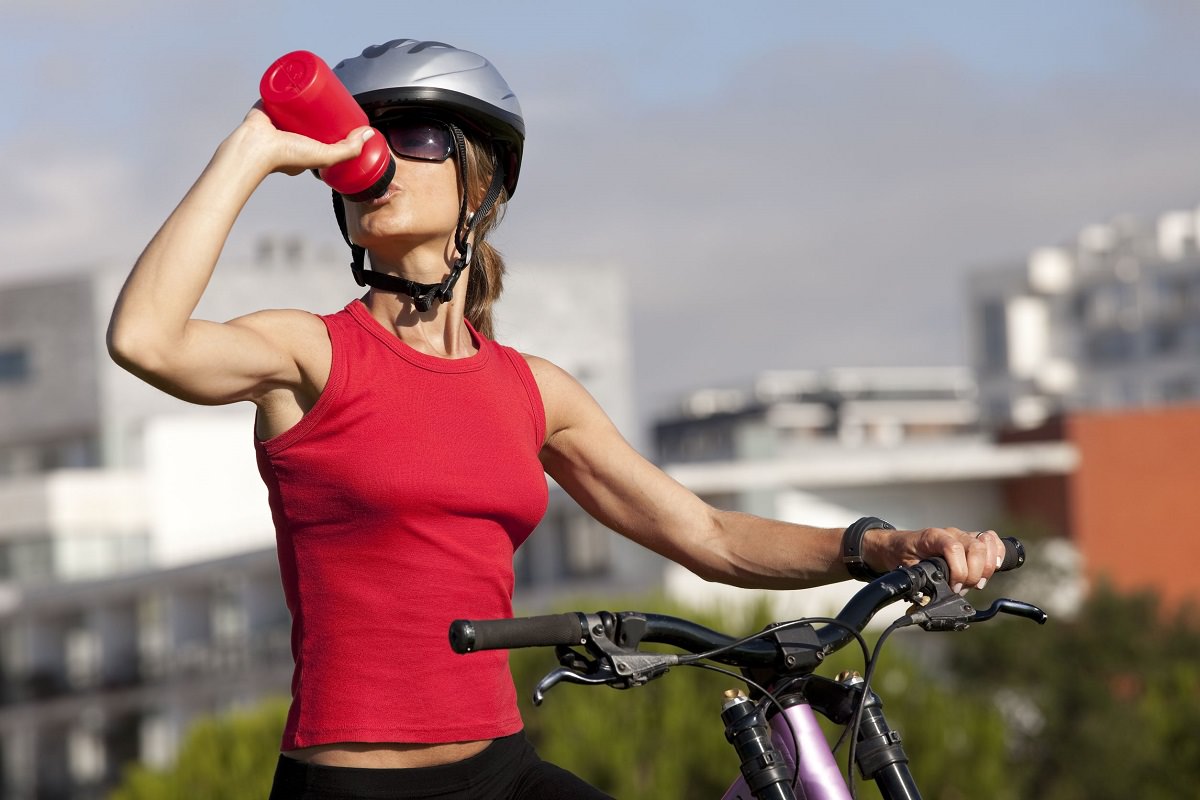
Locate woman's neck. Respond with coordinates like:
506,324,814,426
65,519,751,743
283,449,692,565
361,286,476,359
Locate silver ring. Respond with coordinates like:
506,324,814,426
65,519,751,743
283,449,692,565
975,531,987,539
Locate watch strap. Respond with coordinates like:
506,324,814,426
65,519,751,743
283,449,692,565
841,516,896,581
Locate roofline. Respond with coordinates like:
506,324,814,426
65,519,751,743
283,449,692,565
664,441,1078,493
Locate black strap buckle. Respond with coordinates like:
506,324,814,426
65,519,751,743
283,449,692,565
841,516,896,582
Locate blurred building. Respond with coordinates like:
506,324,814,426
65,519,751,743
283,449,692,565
652,372,1200,623
0,238,360,580
0,248,649,799
651,367,1082,619
969,208,1200,429
656,366,981,462
0,550,290,799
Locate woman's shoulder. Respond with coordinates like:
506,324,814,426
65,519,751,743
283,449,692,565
230,308,336,383
234,309,338,430
513,352,562,385
514,353,609,435
229,307,332,345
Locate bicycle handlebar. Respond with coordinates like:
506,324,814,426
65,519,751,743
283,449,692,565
450,537,1029,659
996,535,1026,571
451,612,588,653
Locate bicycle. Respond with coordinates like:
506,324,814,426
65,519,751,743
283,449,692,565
449,538,1047,800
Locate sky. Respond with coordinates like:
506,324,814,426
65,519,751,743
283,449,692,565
3,1,1200,425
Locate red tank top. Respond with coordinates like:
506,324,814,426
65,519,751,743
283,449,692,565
254,300,548,749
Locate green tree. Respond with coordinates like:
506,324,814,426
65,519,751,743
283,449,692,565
108,697,288,800
950,578,1200,800
819,641,1018,800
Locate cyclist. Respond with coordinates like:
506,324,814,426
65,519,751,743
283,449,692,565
107,38,1005,800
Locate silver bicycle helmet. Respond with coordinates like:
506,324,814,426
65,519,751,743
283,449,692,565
330,39,526,310
333,39,524,195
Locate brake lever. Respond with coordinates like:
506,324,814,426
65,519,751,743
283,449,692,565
530,618,680,705
970,598,1048,625
533,656,679,705
533,665,618,705
901,559,1050,631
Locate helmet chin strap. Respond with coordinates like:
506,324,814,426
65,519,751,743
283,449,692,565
336,124,507,313
349,245,471,313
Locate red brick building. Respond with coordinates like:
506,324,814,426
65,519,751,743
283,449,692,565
1003,405,1200,610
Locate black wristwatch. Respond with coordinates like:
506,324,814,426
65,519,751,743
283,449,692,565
841,516,896,581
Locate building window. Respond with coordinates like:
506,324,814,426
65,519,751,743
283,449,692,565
980,301,1008,373
558,513,611,580
43,437,101,470
1162,376,1198,403
0,538,54,582
211,580,248,644
1186,321,1200,353
1149,275,1187,319
1189,276,1200,313
0,346,30,384
1085,330,1136,364
1149,323,1182,355
67,726,106,784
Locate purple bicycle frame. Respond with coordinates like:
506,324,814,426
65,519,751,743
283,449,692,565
721,699,852,800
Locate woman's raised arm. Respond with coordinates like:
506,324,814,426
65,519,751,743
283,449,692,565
107,109,372,405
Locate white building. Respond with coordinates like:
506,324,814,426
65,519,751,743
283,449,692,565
968,207,1200,429
0,550,291,799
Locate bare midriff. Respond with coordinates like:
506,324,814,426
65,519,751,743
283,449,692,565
283,739,493,768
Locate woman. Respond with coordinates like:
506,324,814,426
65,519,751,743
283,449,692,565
108,39,1004,800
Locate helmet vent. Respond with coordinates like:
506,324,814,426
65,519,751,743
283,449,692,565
363,39,414,58
410,41,455,54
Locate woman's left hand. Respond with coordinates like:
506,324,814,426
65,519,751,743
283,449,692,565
865,527,1005,593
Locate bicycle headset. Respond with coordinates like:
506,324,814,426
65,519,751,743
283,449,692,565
330,39,526,311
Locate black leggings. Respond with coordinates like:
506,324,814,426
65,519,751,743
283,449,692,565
267,732,614,799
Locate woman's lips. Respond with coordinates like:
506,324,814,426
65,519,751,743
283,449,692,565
366,186,398,206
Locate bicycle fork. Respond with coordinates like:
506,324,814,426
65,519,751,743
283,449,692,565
720,689,853,800
720,676,922,800
720,690,799,800
816,672,922,800
846,680,921,800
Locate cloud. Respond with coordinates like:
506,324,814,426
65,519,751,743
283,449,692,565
3,0,236,20
0,137,145,277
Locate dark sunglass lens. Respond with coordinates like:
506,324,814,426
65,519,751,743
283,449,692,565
383,121,452,162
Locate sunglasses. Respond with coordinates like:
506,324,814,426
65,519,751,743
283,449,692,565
375,117,457,163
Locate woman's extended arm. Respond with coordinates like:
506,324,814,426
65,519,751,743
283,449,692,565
107,109,371,405
528,355,1001,592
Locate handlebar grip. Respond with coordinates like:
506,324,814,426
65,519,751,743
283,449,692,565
449,613,587,654
999,537,1026,572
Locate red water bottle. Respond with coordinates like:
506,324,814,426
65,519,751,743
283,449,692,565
259,50,395,201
